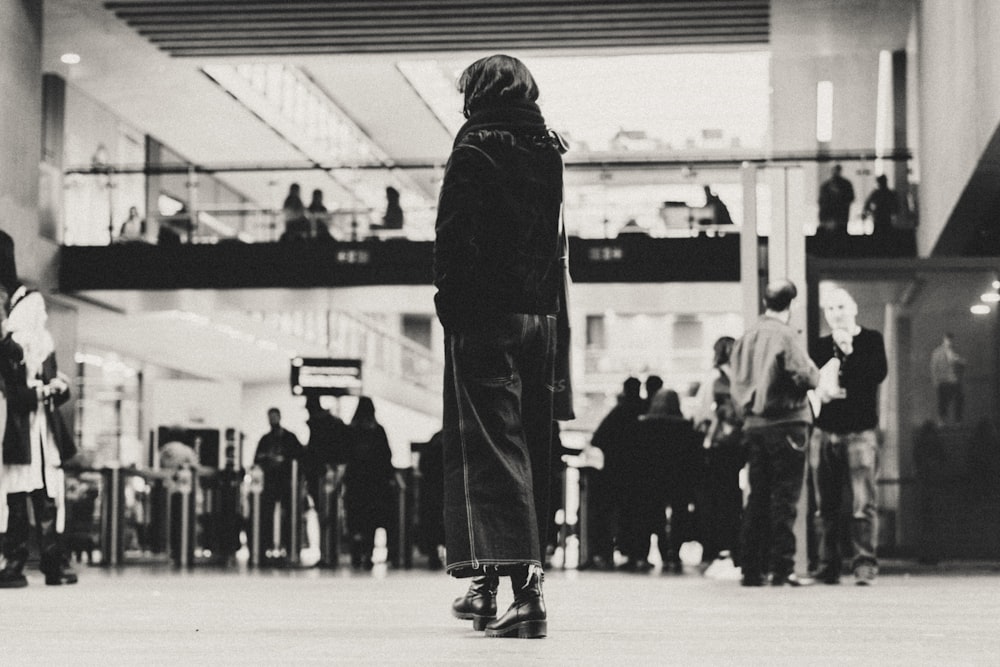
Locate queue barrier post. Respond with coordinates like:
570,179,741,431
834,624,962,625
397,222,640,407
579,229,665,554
288,459,300,567
248,465,264,567
174,465,195,568
319,466,339,568
99,466,125,567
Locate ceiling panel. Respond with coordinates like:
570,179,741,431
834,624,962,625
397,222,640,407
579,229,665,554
105,0,770,56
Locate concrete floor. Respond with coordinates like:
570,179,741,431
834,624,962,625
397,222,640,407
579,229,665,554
1,562,998,665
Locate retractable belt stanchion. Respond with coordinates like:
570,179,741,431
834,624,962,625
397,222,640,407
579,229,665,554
319,466,338,568
396,470,409,569
175,465,195,568
248,465,264,567
578,468,590,569
558,468,570,570
288,459,300,567
99,465,125,567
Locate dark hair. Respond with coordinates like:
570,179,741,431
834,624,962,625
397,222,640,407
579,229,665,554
763,279,797,312
645,375,664,396
267,407,281,417
713,336,735,367
458,54,539,118
351,396,377,428
623,377,641,398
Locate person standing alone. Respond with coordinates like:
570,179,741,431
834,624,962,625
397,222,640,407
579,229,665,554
730,280,819,587
810,288,887,585
434,54,567,638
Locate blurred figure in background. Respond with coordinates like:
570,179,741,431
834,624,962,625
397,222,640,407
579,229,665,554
416,430,445,570
587,377,644,570
344,396,395,570
731,280,819,587
0,288,78,587
253,407,302,566
694,336,745,573
810,287,886,586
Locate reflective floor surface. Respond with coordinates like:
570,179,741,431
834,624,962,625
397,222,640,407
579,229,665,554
2,561,998,665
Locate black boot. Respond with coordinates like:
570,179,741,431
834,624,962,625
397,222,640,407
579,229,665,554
484,565,547,638
0,493,29,588
33,491,77,586
451,574,499,631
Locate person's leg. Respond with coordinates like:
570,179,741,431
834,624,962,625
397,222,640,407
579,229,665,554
739,430,767,585
0,493,30,587
442,315,543,575
848,430,879,583
937,384,949,423
768,424,808,584
815,430,848,583
954,384,964,423
32,489,77,585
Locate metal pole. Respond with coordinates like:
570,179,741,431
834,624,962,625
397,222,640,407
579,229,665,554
396,470,407,569
249,465,263,567
578,468,590,568
320,465,337,567
288,459,300,566
177,465,193,568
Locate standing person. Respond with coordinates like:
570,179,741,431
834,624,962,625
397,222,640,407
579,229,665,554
930,333,966,426
694,336,745,570
0,288,78,587
380,186,404,231
343,396,395,570
434,54,566,639
817,165,855,241
861,174,899,253
253,407,302,565
643,374,664,412
306,189,332,240
730,280,819,587
629,389,700,573
301,396,349,508
585,377,644,570
810,287,887,585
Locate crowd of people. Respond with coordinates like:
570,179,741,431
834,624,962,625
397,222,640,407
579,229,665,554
251,396,398,571
575,281,889,590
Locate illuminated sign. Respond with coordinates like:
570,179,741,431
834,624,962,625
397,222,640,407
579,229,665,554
290,357,363,397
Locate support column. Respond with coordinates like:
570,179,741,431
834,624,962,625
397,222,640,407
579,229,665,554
740,163,760,325
0,0,55,289
766,164,811,575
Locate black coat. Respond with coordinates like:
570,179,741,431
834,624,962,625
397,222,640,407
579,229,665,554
1,344,76,465
433,101,565,331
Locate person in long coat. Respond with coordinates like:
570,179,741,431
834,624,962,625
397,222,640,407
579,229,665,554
0,288,77,587
343,396,395,570
433,54,566,638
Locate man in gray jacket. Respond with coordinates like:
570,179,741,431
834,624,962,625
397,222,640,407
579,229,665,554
731,280,820,586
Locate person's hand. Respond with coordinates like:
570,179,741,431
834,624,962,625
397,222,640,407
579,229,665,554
48,376,70,395
832,329,853,356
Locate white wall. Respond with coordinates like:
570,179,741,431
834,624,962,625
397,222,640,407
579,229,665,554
916,0,1000,254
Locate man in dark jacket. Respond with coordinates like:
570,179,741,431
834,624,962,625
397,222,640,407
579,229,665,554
810,287,887,585
731,280,819,587
253,407,302,564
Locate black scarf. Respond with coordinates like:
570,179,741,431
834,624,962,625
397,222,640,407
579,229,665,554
452,99,550,149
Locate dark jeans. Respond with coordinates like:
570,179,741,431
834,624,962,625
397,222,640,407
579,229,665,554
740,423,809,580
811,428,878,574
937,382,963,422
442,313,555,577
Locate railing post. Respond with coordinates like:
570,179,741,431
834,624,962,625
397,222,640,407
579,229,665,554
320,465,338,568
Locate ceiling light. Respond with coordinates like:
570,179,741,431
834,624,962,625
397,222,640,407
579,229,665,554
60,53,81,65
970,304,991,315
993,280,1000,289
981,293,1000,303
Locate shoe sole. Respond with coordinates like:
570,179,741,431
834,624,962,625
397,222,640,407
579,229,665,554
452,610,496,630
484,619,547,639
0,580,28,588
